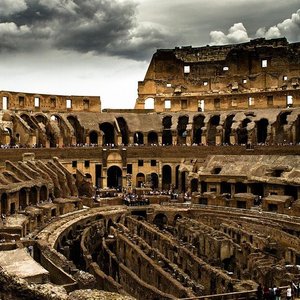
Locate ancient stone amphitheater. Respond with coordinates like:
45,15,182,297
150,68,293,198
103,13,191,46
0,37,300,300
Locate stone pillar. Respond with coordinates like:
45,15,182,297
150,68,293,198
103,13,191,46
117,134,122,146
36,187,41,204
58,137,63,148
230,134,236,145
98,134,102,146
85,135,90,145
231,184,236,196
45,140,50,148
25,188,30,206
102,168,107,188
158,133,162,146
129,135,134,146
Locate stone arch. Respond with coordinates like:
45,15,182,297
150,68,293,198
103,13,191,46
162,115,172,145
100,122,115,145
224,114,235,145
48,114,61,147
1,193,8,215
107,166,122,189
193,114,205,144
85,173,92,179
207,115,220,145
153,213,168,229
136,172,145,187
89,130,98,145
4,127,14,146
35,114,47,125
162,165,172,190
29,186,38,205
150,173,159,189
177,115,189,145
275,111,292,144
67,115,85,145
191,178,198,193
19,188,27,210
144,97,154,109
256,118,269,144
147,131,158,145
133,131,144,145
116,117,129,145
40,185,47,202
20,113,37,130
237,118,251,145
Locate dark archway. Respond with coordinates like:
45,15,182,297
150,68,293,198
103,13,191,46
207,115,220,145
175,165,180,190
193,114,205,144
67,115,85,145
284,185,298,200
40,185,47,202
150,173,159,189
148,131,158,145
224,115,235,145
295,115,300,144
237,118,251,145
1,193,8,215
181,171,187,192
257,118,269,144
153,213,168,229
21,114,37,130
221,182,231,194
29,187,38,205
107,166,122,189
19,188,27,210
191,178,198,193
235,182,247,193
116,117,129,145
136,173,145,187
133,132,144,145
89,131,98,145
162,165,172,190
275,112,291,144
162,116,172,145
177,115,189,145
100,122,115,145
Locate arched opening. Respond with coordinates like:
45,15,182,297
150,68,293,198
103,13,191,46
296,115,300,144
207,115,220,145
136,173,145,187
107,166,122,189
100,122,115,145
224,115,235,145
133,132,144,145
275,111,291,144
85,173,92,179
40,185,47,202
181,171,187,192
193,115,205,144
162,116,172,145
47,115,60,147
237,118,251,145
175,165,180,189
250,183,264,197
177,116,189,145
1,193,8,215
150,173,159,189
220,182,231,194
191,178,198,192
21,114,37,130
144,97,154,109
89,131,98,145
116,117,129,145
29,186,38,205
19,188,27,210
162,165,172,190
67,115,85,145
4,127,14,146
256,118,269,144
235,182,247,193
147,131,158,145
35,114,47,125
153,213,168,229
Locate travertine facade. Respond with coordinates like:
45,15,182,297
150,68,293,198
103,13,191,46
136,38,300,112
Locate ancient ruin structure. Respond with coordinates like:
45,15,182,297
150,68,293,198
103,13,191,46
0,37,300,299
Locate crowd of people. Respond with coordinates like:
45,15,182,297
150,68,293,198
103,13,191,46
257,283,299,300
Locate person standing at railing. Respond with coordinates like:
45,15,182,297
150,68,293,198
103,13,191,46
286,285,292,300
275,287,281,300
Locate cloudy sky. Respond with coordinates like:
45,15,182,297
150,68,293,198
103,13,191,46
0,0,299,109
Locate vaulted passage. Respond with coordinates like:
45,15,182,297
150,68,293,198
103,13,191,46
207,115,220,145
256,118,269,144
67,116,85,145
100,122,115,145
116,117,129,145
237,118,251,145
224,115,235,145
193,115,205,144
162,116,172,145
177,116,189,145
107,166,122,189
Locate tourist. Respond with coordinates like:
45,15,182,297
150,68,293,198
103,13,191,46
257,283,263,300
275,287,281,300
263,286,270,300
286,285,292,300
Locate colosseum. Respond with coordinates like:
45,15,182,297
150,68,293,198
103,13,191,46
0,37,299,300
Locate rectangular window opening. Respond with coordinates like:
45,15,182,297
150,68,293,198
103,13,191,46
2,96,8,110
19,96,25,107
66,99,72,109
84,160,90,168
184,65,190,74
287,95,293,107
181,99,187,109
248,97,254,106
127,164,132,174
83,99,89,110
165,100,171,109
261,59,268,68
223,66,229,71
138,160,144,167
72,161,77,168
267,95,273,106
151,160,156,166
231,99,237,107
34,97,40,108
203,81,208,86
51,97,56,108
214,99,220,109
198,99,205,112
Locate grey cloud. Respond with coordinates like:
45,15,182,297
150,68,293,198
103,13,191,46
256,9,300,42
209,8,300,46
0,0,27,17
0,0,174,61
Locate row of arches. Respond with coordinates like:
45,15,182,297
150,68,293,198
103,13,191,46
0,185,49,215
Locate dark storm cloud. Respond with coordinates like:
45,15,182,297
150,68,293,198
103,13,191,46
0,0,175,60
